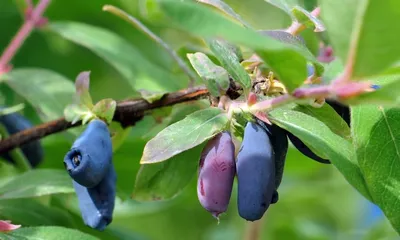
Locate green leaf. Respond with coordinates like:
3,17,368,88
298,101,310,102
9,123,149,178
0,169,74,200
0,226,99,240
320,0,400,79
207,39,251,90
141,107,229,164
74,71,93,108
293,103,351,139
258,30,305,46
49,21,183,92
92,98,116,125
197,0,251,27
291,6,325,32
133,145,203,201
300,28,319,56
102,5,198,84
187,52,230,97
257,30,324,76
63,104,93,125
322,58,344,84
2,68,74,122
269,108,372,200
0,199,75,227
352,105,400,232
143,102,206,139
158,0,315,91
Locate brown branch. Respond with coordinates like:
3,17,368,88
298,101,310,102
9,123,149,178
0,86,211,154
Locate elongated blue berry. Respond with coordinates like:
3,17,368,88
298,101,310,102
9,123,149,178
73,163,116,231
256,119,288,204
197,131,236,219
237,122,276,221
0,108,44,167
64,119,112,188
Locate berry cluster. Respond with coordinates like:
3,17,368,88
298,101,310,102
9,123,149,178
63,119,116,231
196,65,351,221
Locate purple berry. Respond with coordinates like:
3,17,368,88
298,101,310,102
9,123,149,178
197,131,236,219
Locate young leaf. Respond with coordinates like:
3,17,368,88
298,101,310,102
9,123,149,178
197,0,251,27
352,105,400,233
321,0,400,79
63,104,93,125
0,169,74,200
0,226,99,240
291,6,325,32
49,21,184,93
187,52,230,97
207,39,251,90
133,145,203,201
91,98,117,125
74,71,93,108
158,0,311,91
141,107,229,164
269,108,372,201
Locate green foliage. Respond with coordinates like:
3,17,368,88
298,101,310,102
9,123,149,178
1,0,400,239
320,0,400,78
0,169,74,200
141,107,229,164
2,69,75,122
352,105,400,233
158,0,313,91
133,145,203,201
269,108,372,201
187,52,230,97
207,39,250,90
0,226,100,240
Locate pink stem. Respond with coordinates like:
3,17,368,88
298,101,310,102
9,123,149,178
0,0,51,72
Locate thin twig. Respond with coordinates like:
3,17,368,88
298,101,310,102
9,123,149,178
243,216,266,240
0,125,31,171
0,86,210,154
0,0,51,73
0,77,375,154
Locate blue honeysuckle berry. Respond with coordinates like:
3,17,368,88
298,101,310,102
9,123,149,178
255,118,288,204
0,107,44,168
73,163,117,231
237,121,276,221
197,131,236,219
64,119,112,188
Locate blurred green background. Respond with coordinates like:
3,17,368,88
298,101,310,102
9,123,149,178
0,0,398,239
